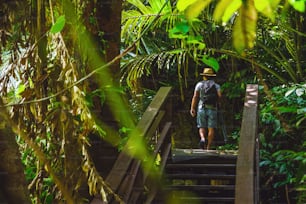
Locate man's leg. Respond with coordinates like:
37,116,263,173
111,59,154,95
199,128,206,149
199,128,206,141
207,108,217,150
207,127,215,150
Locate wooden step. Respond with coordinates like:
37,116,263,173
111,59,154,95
152,196,235,204
165,184,235,191
170,148,238,163
158,148,238,204
167,173,236,179
178,196,235,202
166,163,236,169
158,189,236,202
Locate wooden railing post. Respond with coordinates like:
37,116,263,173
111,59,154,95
235,84,259,204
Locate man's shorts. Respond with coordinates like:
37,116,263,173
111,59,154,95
197,108,217,128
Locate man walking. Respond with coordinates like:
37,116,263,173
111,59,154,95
190,67,222,150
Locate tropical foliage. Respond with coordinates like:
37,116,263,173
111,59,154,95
0,0,305,203
259,84,306,203
0,0,129,203
120,0,305,203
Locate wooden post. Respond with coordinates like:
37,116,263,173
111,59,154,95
235,84,258,204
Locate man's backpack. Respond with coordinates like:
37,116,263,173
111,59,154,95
200,82,218,106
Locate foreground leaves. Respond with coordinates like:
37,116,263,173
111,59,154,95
176,0,304,53
232,1,258,53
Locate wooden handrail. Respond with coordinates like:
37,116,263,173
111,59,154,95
235,84,259,204
103,86,173,204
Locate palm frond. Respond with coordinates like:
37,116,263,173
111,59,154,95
121,49,189,92
122,0,175,46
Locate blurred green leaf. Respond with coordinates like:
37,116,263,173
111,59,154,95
16,83,26,96
201,55,220,72
255,0,276,20
50,15,66,34
289,0,305,12
169,21,189,39
233,3,257,53
277,106,297,113
176,0,198,11
222,0,241,23
185,0,212,20
285,87,296,97
297,108,306,114
186,35,203,44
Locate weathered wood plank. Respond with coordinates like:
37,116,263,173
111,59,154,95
153,122,172,156
144,143,172,204
120,160,141,203
104,87,172,201
105,151,132,194
136,87,172,136
235,84,258,204
145,110,165,141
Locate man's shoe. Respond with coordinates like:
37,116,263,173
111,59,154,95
199,140,205,149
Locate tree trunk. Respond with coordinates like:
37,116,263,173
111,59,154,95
96,0,123,79
82,0,124,122
0,125,31,204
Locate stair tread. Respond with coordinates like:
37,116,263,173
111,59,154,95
166,163,236,168
178,196,235,201
167,173,236,179
171,148,237,163
153,196,235,204
161,149,237,203
165,184,235,190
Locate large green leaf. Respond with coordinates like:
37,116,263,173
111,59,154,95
233,13,245,53
201,55,220,72
289,0,305,12
50,15,65,34
222,0,242,23
254,0,276,20
233,1,258,53
186,35,203,44
254,0,270,11
177,0,198,11
185,0,212,20
270,0,282,8
169,21,189,38
214,0,242,23
213,0,228,21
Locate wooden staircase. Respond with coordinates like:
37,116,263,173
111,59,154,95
153,149,237,203
91,84,259,204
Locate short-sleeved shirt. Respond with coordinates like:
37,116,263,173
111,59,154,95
194,80,220,128
194,80,220,110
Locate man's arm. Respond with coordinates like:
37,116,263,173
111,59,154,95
217,89,222,99
190,91,199,117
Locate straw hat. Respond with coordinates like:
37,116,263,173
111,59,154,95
200,67,216,76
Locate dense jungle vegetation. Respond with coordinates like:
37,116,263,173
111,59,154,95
0,0,305,203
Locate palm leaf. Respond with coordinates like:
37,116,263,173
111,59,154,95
122,0,174,47
121,49,189,91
